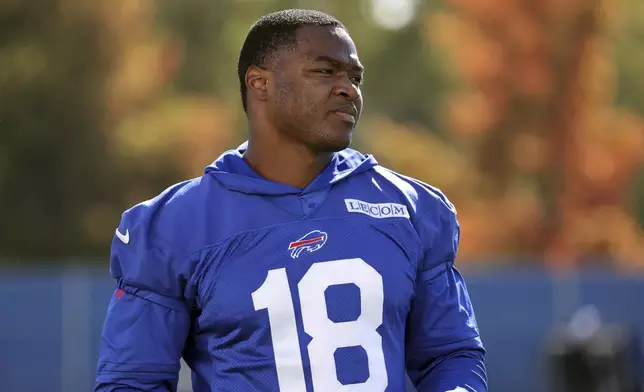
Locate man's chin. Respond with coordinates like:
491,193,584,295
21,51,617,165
312,133,353,153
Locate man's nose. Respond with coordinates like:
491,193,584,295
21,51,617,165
333,77,360,101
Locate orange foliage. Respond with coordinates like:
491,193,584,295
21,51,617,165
367,0,644,269
97,0,237,207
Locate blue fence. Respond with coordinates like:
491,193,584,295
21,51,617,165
1,266,643,392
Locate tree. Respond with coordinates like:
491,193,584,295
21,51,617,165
363,0,644,269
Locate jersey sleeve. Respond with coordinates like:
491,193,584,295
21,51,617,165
405,191,488,392
95,204,195,392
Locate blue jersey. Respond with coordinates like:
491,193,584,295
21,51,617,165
95,143,487,392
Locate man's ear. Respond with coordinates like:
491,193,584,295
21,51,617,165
246,65,270,103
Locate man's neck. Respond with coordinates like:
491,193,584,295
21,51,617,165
243,135,333,189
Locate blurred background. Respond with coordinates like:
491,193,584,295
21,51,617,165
1,0,644,391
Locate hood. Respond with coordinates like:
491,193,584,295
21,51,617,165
205,141,378,196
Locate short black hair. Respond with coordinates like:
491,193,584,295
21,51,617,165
237,9,346,113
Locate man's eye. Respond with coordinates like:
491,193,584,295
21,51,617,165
315,69,334,75
351,77,363,85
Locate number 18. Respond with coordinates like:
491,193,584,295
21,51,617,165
252,258,388,391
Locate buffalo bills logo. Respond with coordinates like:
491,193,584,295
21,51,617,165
288,230,328,259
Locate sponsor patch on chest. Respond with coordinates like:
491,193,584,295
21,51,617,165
344,199,410,219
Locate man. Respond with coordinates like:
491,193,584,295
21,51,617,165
95,9,487,392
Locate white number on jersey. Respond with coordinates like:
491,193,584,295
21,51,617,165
252,258,388,391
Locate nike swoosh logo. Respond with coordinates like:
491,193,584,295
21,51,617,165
115,228,130,244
